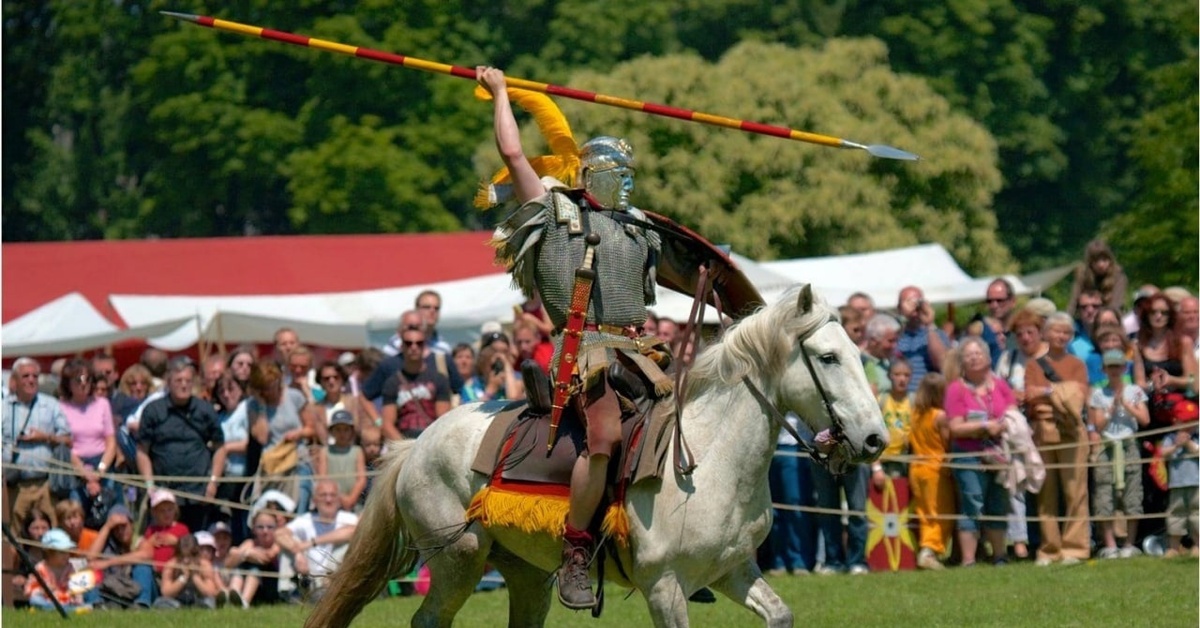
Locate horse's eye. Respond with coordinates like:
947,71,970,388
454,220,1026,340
819,353,839,365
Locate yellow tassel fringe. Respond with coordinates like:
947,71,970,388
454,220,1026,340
466,486,629,546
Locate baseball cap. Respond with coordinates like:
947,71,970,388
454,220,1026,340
1133,286,1159,304
41,528,75,551
208,521,232,536
337,351,357,368
150,489,176,508
1102,350,1127,367
194,531,217,549
480,321,503,336
330,409,355,427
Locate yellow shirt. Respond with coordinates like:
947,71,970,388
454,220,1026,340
879,393,912,458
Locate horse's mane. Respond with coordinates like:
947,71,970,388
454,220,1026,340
685,287,833,399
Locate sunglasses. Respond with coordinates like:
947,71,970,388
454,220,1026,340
1079,303,1100,310
321,373,342,381
1150,309,1171,316
985,297,1010,304
402,340,426,348
418,304,440,311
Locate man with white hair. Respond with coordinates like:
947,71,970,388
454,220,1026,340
2,357,71,526
275,479,357,603
862,314,901,397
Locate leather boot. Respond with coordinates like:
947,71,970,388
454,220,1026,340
557,539,596,610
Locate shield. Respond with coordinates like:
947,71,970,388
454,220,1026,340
640,210,765,320
866,476,916,572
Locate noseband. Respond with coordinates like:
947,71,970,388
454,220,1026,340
742,313,845,469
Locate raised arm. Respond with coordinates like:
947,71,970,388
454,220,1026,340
477,66,544,205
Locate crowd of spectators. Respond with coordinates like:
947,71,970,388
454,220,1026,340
3,240,1197,612
763,239,1198,575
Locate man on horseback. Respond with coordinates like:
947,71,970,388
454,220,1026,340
478,66,677,610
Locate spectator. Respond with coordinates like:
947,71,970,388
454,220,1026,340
227,348,256,391
140,348,169,392
462,344,522,403
211,372,251,543
247,362,323,516
1135,292,1197,425
370,311,463,401
275,479,359,603
288,345,324,406
139,489,189,573
316,361,364,435
1158,421,1200,558
357,425,383,510
873,359,913,488
1123,285,1159,337
226,510,283,608
452,344,477,388
91,376,111,403
765,412,818,576
945,337,1014,567
1093,325,1139,384
85,504,156,609
273,328,300,366
896,286,950,394
1068,290,1104,383
24,528,91,613
136,357,226,533
1067,239,1128,315
847,292,877,351
208,521,234,582
643,311,659,338
9,509,52,599
984,279,1018,347
908,373,953,570
656,317,679,352
156,533,220,609
195,532,229,600
513,320,554,376
3,357,71,526
200,355,227,402
380,327,451,441
1089,350,1150,559
90,354,119,395
325,411,366,511
57,359,119,514
861,313,900,397
111,364,153,425
415,290,453,355
839,305,865,349
1177,296,1199,363
1024,312,1091,566
55,499,98,560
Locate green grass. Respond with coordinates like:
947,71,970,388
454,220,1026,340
4,557,1196,627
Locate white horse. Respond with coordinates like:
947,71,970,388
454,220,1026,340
307,285,887,628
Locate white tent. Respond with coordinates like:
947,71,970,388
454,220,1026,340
761,244,1075,308
1,292,194,358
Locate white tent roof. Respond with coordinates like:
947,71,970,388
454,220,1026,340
1,292,193,358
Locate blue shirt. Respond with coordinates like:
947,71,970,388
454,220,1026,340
2,393,70,479
896,325,950,394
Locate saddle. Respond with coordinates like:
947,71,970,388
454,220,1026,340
467,363,676,547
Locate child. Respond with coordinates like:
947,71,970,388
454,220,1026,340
24,529,92,613
207,522,234,587
1088,350,1150,558
358,424,383,509
156,533,221,609
1158,422,1199,558
138,490,189,573
325,410,366,512
226,511,282,608
873,359,913,488
906,373,955,570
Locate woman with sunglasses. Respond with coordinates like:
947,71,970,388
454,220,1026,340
316,361,363,436
57,359,119,510
1135,293,1197,408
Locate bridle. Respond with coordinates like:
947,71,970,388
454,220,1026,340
741,313,847,472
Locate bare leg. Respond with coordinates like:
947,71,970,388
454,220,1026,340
568,454,609,531
957,530,978,566
243,574,260,605
984,528,1007,563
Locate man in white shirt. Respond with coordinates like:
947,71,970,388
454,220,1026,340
275,479,357,602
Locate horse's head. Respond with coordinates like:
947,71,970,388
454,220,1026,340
775,285,887,472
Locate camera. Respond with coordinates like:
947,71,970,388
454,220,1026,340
491,360,505,375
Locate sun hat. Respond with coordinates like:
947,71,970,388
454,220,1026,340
1102,350,1127,367
41,528,75,551
194,531,217,549
150,489,176,508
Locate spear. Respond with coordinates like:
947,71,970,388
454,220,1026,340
162,11,919,161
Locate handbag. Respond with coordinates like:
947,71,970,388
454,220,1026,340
260,440,298,476
5,396,36,484
49,442,77,495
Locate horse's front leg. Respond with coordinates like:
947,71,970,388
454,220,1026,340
642,573,690,628
709,560,793,628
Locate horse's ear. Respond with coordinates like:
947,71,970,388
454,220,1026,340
797,284,814,315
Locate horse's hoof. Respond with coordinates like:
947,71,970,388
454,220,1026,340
688,588,717,604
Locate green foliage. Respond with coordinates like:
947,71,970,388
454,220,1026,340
483,39,1011,273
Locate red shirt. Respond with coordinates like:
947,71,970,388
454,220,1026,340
143,521,189,571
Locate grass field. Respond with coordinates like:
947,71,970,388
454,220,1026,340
3,557,1196,627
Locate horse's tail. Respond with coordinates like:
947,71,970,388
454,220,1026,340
305,439,420,628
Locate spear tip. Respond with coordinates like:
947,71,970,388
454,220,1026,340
160,11,202,24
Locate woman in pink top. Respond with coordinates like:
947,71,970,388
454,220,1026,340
945,337,1017,567
58,359,119,510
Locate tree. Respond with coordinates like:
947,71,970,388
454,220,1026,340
477,39,1013,274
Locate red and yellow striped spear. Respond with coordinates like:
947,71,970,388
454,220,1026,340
162,11,919,160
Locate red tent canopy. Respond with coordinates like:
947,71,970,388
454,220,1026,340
2,232,500,325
